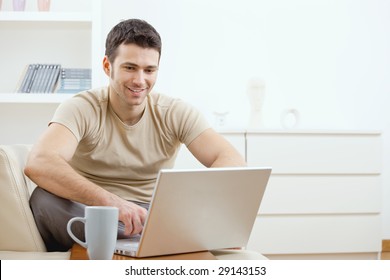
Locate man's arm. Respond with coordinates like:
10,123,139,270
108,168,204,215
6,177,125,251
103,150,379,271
186,128,247,167
24,123,146,236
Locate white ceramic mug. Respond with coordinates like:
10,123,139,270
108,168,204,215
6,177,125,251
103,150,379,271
67,206,119,260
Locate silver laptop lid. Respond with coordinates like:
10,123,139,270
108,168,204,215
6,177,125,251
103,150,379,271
135,167,271,258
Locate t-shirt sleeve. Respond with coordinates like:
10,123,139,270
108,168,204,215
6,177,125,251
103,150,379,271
50,93,99,142
165,99,211,147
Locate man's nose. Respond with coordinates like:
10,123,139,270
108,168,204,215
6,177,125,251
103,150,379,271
133,70,145,85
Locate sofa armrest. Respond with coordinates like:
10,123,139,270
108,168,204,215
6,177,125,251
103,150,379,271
0,145,46,252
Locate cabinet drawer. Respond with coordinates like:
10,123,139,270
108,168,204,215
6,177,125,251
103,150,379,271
259,175,381,214
248,214,381,254
246,132,381,174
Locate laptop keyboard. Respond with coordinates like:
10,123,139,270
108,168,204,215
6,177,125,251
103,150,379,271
118,234,141,249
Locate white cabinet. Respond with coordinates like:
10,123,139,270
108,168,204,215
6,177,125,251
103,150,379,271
246,130,382,259
174,130,382,259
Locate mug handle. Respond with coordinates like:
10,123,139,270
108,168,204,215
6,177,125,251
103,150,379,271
67,217,87,248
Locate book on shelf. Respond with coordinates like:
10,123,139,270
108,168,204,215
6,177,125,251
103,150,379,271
56,68,92,94
16,65,93,94
45,64,61,93
17,64,36,93
17,63,61,94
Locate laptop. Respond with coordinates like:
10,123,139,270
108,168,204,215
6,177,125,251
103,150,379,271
115,167,271,258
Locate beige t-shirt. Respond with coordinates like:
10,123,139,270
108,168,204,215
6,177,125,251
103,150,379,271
51,87,210,203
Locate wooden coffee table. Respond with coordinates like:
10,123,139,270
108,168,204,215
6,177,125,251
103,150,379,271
70,243,217,260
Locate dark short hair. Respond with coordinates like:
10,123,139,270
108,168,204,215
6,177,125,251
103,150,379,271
105,19,162,63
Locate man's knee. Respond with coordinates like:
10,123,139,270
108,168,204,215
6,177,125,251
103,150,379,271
29,187,85,251
30,187,54,215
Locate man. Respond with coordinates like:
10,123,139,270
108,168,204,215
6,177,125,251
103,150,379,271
25,19,246,252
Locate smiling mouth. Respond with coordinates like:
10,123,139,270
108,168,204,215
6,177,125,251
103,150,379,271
127,87,147,95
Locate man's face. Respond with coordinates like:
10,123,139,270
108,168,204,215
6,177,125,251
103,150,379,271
106,43,160,108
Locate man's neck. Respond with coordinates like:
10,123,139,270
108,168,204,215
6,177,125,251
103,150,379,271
108,88,147,126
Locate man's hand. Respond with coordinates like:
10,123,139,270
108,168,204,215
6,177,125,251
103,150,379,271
118,200,148,236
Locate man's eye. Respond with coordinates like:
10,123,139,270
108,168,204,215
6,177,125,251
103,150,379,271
145,69,156,74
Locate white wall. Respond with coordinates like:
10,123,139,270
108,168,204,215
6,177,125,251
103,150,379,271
101,0,390,239
1,0,388,239
0,104,57,144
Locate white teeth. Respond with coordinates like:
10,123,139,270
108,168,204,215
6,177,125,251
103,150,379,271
129,88,145,93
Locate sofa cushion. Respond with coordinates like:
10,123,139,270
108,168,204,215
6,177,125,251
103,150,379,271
0,145,46,252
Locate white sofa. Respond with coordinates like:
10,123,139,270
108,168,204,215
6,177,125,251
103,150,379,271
0,144,266,260
0,145,70,259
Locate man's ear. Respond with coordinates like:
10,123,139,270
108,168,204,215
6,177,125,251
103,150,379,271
102,56,111,77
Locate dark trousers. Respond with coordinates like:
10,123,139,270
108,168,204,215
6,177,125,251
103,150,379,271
29,187,149,252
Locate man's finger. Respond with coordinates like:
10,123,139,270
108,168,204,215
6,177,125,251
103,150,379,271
131,216,143,235
125,221,133,236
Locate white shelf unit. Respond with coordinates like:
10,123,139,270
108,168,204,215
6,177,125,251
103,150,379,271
0,0,102,103
0,93,74,104
0,1,103,145
0,11,92,22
